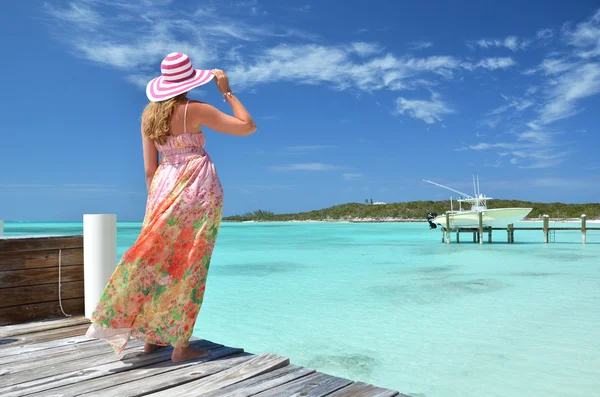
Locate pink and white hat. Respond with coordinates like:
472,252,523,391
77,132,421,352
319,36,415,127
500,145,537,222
146,52,214,102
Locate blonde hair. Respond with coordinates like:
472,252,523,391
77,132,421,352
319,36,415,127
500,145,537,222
141,92,188,145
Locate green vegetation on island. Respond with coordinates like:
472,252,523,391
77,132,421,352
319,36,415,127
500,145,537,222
223,200,600,222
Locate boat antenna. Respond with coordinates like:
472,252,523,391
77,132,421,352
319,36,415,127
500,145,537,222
477,175,480,197
473,175,477,198
422,179,473,199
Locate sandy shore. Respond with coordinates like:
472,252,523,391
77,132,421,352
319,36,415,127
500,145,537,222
226,217,600,224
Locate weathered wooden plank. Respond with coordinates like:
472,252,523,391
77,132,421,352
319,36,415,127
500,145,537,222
328,381,402,397
0,339,219,397
0,337,143,376
199,364,315,397
0,322,89,351
0,339,215,388
0,248,83,271
0,338,105,365
0,316,89,339
0,236,83,253
252,372,353,397
66,348,248,397
0,265,83,289
0,281,84,308
146,353,290,397
0,334,92,357
0,297,84,326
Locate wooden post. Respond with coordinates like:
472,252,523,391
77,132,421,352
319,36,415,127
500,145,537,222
456,230,460,243
478,212,483,245
473,232,476,243
582,214,587,245
446,213,451,244
543,214,549,243
507,223,513,243
441,228,445,243
488,227,492,243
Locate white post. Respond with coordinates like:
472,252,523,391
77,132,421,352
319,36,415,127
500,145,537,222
84,214,117,319
0,220,3,236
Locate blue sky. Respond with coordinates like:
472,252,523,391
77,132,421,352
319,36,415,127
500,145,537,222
1,0,600,221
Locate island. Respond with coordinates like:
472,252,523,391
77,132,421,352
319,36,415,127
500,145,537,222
223,200,600,222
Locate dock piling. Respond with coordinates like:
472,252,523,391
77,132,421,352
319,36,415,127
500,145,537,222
478,212,483,245
543,214,549,243
582,214,587,245
446,213,451,244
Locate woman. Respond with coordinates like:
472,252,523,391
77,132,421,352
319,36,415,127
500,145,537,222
86,52,256,362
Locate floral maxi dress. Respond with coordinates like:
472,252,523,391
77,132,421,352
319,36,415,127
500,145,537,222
86,130,224,353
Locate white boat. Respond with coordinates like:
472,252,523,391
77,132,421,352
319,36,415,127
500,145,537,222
424,177,532,229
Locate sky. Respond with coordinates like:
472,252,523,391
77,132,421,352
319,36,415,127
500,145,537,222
1,0,600,222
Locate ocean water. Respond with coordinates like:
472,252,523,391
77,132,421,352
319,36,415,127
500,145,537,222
3,221,599,397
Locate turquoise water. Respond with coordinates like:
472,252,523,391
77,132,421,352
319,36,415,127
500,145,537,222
3,221,599,396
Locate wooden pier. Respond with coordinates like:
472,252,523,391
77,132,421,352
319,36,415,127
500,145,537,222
0,317,404,396
441,213,599,244
0,233,405,397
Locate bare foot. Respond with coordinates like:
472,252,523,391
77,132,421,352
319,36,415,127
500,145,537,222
144,343,164,353
171,346,211,362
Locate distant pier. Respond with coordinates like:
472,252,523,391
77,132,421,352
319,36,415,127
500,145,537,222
440,214,598,244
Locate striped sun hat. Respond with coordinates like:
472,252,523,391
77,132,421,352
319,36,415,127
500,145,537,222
146,53,214,102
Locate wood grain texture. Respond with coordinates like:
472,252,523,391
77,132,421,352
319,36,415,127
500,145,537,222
0,321,89,349
0,235,83,252
0,281,84,308
328,381,403,397
0,248,83,271
0,265,83,289
0,340,219,397
72,348,249,397
199,364,315,397
0,334,92,357
0,319,403,397
146,353,290,397
0,338,143,376
252,372,353,397
0,316,89,339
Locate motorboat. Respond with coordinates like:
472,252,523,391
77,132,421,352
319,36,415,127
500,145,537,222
424,177,532,229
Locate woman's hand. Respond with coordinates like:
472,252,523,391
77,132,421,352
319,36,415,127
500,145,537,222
212,69,231,94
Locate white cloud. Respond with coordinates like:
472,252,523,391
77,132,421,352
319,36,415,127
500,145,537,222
350,42,382,56
43,0,315,86
408,41,433,50
394,92,454,124
563,9,600,58
475,36,529,51
270,163,347,171
229,47,500,92
474,57,516,70
523,58,578,76
539,63,600,124
45,1,518,98
487,95,534,116
343,173,364,180
469,10,600,169
537,28,554,40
